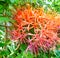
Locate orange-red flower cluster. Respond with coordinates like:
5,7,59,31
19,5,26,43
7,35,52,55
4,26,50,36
11,6,60,54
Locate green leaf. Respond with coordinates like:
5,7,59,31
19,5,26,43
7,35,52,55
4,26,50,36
29,28,35,34
30,0,37,3
16,51,34,58
0,49,10,56
5,39,11,45
0,16,14,23
54,50,60,57
22,51,34,58
0,42,5,47
16,52,23,58
7,42,15,53
0,5,4,14
37,0,44,6
20,43,27,51
10,0,15,3
0,1,8,8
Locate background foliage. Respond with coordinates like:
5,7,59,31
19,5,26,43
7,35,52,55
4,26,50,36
0,0,60,58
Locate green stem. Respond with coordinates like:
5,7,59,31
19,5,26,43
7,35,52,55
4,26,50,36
5,22,8,40
48,50,50,58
